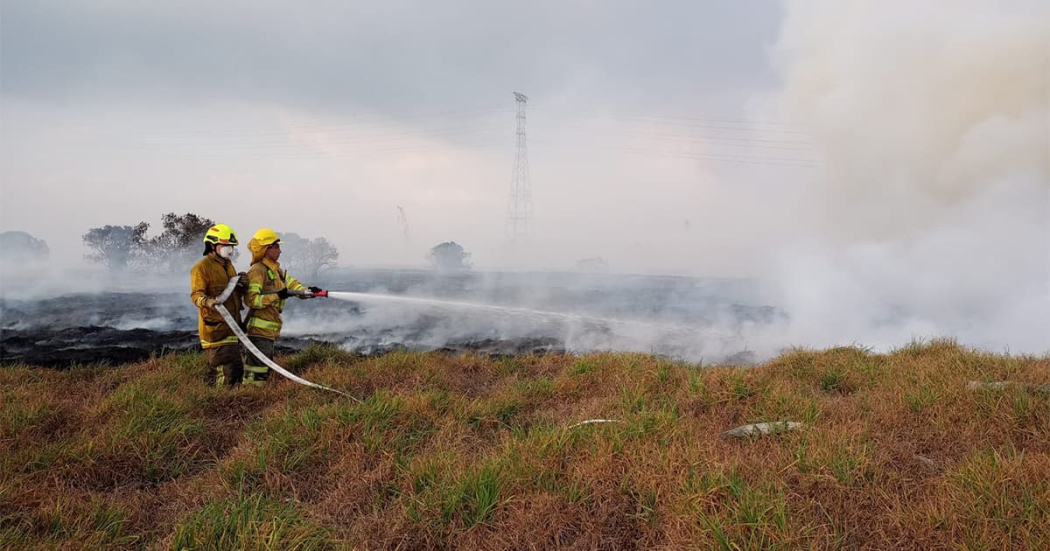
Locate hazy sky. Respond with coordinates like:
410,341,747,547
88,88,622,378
1,0,794,273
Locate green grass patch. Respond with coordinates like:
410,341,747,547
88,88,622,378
172,493,337,550
905,385,938,413
948,449,1050,548
227,404,330,486
569,358,596,376
438,462,505,528
691,464,790,549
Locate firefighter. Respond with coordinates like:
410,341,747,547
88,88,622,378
190,223,246,387
243,228,324,385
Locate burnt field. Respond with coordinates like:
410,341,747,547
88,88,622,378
1,269,783,367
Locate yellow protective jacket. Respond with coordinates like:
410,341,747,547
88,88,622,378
189,255,244,349
244,239,305,340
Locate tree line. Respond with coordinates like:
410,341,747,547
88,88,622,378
7,215,475,276
82,213,339,279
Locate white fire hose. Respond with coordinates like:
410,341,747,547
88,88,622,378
213,278,348,397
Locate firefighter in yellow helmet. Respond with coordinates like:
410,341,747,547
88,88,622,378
243,228,324,385
190,223,246,387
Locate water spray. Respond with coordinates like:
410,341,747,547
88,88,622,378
323,291,737,341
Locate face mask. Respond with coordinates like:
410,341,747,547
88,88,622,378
217,245,234,259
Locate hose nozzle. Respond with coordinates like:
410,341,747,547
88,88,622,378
286,288,327,298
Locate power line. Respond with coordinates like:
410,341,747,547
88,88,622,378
530,139,816,168
543,112,813,136
45,103,825,169
533,125,813,151
125,106,513,138
133,123,505,151
179,141,499,160
570,110,808,129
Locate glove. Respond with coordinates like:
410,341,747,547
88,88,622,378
277,288,291,299
236,273,249,289
308,286,323,294
203,297,220,309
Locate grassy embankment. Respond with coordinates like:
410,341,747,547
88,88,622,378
1,339,1048,549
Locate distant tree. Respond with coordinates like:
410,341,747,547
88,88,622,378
280,232,339,280
0,231,50,263
143,213,216,271
153,213,214,249
82,223,150,270
82,213,221,272
427,241,472,272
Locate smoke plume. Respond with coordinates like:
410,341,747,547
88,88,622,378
763,0,1050,352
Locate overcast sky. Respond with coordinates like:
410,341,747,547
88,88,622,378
1,0,795,273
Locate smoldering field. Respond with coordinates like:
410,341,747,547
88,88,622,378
0,268,782,367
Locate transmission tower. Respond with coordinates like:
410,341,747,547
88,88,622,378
396,206,411,246
506,92,533,243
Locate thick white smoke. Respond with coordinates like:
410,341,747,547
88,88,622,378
763,0,1050,352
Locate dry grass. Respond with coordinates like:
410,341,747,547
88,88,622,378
2,339,1048,549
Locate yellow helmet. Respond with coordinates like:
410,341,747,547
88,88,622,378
203,223,238,245
252,228,281,247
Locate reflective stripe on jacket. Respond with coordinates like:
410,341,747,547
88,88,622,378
244,258,304,340
190,255,244,348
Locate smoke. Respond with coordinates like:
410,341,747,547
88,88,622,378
761,0,1050,352
0,264,189,302
277,272,770,362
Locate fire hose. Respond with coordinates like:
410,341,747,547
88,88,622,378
212,278,348,397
